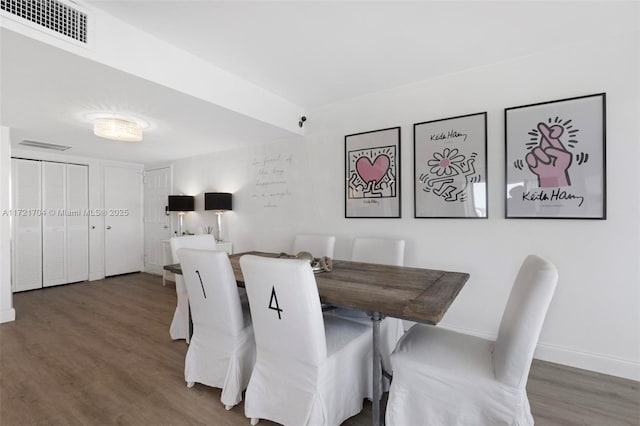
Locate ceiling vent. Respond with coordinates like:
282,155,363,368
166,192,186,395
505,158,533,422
1,0,87,44
19,140,71,151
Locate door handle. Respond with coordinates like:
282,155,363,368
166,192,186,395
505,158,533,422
106,226,112,230
164,225,169,229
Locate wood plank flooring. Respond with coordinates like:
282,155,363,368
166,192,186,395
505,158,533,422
1,273,638,425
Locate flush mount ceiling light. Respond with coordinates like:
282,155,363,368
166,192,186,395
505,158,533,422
86,113,149,142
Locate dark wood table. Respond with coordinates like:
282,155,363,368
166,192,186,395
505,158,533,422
166,251,470,426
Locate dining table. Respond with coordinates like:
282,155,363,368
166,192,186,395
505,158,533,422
165,251,470,426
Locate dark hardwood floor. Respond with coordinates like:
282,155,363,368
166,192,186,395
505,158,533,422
1,273,638,425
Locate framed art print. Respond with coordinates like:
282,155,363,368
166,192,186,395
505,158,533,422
505,93,606,219
414,112,487,218
345,126,401,218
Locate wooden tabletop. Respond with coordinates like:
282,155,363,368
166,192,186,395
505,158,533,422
165,251,469,324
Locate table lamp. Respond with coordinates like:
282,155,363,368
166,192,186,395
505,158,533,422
204,192,233,242
167,195,195,236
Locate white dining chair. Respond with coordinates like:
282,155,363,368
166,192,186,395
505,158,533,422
178,248,256,409
386,254,558,426
292,234,336,258
239,255,371,426
169,235,217,342
325,237,406,397
351,237,404,266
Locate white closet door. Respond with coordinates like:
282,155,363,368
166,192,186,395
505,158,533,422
11,159,42,292
42,162,67,287
105,166,143,276
66,164,89,283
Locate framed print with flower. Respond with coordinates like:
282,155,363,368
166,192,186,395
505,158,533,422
345,126,401,218
414,112,487,218
505,93,606,219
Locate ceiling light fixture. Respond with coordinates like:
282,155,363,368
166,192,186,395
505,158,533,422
94,117,142,142
85,113,149,142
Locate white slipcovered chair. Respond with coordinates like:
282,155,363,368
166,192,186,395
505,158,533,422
386,254,558,426
292,234,336,258
351,237,404,266
239,255,371,426
169,235,217,342
177,248,255,409
325,237,406,396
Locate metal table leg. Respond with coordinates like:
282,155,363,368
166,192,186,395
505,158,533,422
371,311,382,426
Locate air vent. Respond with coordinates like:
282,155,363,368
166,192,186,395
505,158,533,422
1,0,87,44
19,140,71,151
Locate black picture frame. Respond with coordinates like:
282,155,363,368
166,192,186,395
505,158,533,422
345,126,401,218
413,112,488,218
505,93,606,219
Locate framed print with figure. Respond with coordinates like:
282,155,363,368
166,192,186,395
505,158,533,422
345,127,401,218
414,112,488,218
505,93,606,219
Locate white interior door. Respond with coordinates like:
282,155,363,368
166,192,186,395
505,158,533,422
143,167,171,275
42,162,67,287
11,159,42,292
104,166,143,276
66,164,89,283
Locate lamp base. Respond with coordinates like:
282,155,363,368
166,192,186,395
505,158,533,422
215,212,224,242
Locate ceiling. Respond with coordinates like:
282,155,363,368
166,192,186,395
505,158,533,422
86,1,639,108
0,29,300,164
2,1,639,164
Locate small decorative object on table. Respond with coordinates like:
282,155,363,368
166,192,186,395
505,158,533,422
278,251,333,273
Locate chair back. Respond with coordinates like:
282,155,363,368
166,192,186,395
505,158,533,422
292,234,336,258
178,249,246,337
240,255,327,366
494,255,558,388
352,237,405,266
169,234,217,263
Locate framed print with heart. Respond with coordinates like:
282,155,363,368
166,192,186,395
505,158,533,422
345,126,401,218
414,112,488,218
505,93,606,219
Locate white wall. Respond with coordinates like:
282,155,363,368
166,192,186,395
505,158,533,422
173,31,640,380
0,127,15,323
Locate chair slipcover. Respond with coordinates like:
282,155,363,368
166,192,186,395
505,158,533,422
169,235,217,342
178,249,255,407
292,234,336,258
240,255,371,426
326,237,406,396
351,237,405,266
386,254,558,426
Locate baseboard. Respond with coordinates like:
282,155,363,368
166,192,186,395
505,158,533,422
439,323,639,381
142,268,162,276
0,307,15,323
534,342,640,382
89,272,105,281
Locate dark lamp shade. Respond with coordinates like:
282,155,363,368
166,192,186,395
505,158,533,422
205,192,233,211
167,195,195,212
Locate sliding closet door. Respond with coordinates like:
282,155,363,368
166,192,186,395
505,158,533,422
42,162,67,287
11,159,42,292
66,164,89,283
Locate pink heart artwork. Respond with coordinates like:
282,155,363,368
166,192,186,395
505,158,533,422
356,155,390,184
